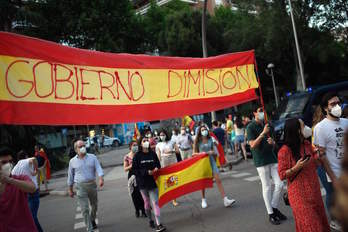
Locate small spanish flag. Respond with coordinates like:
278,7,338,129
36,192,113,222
210,132,226,167
133,123,140,141
154,154,213,207
182,115,195,130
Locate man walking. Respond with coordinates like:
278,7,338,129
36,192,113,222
246,106,286,225
68,140,104,232
176,126,193,160
313,92,348,231
225,114,234,154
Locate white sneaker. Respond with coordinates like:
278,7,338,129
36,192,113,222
201,198,208,209
330,220,342,231
223,196,236,207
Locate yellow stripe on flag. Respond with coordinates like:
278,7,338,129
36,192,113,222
155,154,213,207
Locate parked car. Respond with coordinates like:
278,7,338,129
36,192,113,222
84,135,122,149
98,135,122,147
273,81,348,145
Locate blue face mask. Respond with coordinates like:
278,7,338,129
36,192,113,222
201,130,208,137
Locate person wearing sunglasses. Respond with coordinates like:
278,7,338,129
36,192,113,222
313,92,348,231
67,140,104,232
0,146,37,232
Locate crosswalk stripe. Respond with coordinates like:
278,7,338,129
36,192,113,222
244,176,260,181
74,222,85,230
76,206,81,212
231,172,251,178
321,188,326,196
73,218,98,230
75,213,82,219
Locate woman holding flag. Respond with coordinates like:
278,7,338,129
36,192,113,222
133,136,166,232
193,125,236,209
156,129,179,207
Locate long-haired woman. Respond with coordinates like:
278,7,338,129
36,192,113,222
278,118,329,232
234,115,247,160
123,141,146,218
132,137,166,232
312,105,331,209
156,129,179,206
193,125,236,209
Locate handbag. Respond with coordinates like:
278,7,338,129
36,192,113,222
283,145,307,206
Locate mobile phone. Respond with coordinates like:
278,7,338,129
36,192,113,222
303,154,311,161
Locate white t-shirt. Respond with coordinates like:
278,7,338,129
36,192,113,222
313,118,348,180
156,141,176,157
11,158,38,189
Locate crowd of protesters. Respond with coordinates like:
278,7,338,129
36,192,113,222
1,91,348,232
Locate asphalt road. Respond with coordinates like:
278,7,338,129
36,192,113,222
38,160,309,232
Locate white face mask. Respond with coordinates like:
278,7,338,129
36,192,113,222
142,141,150,149
201,130,208,137
131,146,138,153
1,162,12,177
330,104,342,118
181,130,185,135
79,146,87,154
302,125,312,138
160,135,166,141
258,112,265,121
191,131,194,135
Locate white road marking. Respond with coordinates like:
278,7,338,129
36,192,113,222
321,188,326,196
231,172,251,178
244,176,260,181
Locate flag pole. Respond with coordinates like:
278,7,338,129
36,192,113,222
253,56,268,124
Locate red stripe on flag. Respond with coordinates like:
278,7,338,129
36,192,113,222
158,178,213,208
0,32,255,69
0,89,258,125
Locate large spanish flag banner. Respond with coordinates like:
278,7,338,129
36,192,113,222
155,153,213,207
0,32,259,125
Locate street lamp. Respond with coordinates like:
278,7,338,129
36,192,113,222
288,0,306,90
266,63,279,108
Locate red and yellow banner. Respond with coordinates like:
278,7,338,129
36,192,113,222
154,153,213,207
0,32,259,125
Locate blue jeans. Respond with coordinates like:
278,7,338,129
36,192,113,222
316,166,332,209
28,190,43,232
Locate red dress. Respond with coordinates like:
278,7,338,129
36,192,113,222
278,141,329,232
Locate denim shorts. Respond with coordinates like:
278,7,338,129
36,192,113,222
235,135,245,144
209,155,219,174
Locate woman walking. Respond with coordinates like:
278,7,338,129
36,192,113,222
234,115,247,160
123,141,146,218
278,118,329,232
156,129,179,206
194,125,236,209
133,137,166,232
